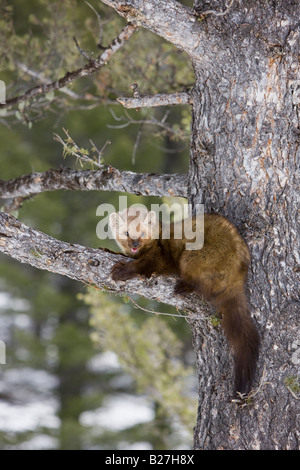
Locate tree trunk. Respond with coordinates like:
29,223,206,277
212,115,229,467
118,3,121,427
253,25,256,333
189,0,300,450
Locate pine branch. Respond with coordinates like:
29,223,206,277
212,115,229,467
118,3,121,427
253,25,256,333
0,24,137,110
0,167,188,199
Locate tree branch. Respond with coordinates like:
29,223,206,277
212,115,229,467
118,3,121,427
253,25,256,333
117,91,193,108
101,0,208,60
0,212,201,316
0,24,137,110
0,167,188,199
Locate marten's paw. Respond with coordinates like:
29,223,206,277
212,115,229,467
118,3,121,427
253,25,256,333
174,280,194,297
111,261,135,281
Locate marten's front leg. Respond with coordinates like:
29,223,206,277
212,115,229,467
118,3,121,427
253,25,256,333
111,260,138,281
111,258,154,281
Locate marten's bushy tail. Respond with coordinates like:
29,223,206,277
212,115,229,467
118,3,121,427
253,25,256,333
216,284,260,395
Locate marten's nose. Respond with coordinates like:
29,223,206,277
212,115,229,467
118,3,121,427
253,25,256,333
132,240,139,248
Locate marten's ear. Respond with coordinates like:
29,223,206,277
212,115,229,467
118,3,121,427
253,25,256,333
109,212,123,236
143,211,158,237
128,205,148,218
143,210,157,226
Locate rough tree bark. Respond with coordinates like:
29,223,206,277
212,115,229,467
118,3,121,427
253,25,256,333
0,0,299,450
0,212,204,319
189,0,300,450
0,167,188,199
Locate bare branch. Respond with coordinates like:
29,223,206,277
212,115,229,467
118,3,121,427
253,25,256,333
15,60,84,100
0,212,202,318
85,1,105,48
1,196,33,214
53,129,110,169
108,108,190,140
127,295,203,321
0,167,188,200
0,24,137,110
101,0,208,60
117,91,193,108
73,35,92,61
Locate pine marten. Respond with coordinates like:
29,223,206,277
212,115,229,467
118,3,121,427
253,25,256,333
109,205,260,396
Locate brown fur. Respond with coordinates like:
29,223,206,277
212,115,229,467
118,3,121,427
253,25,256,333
109,208,260,395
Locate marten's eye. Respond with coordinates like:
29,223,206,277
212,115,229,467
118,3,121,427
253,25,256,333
141,231,145,238
124,231,129,237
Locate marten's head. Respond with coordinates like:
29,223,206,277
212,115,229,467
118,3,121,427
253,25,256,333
109,206,158,257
